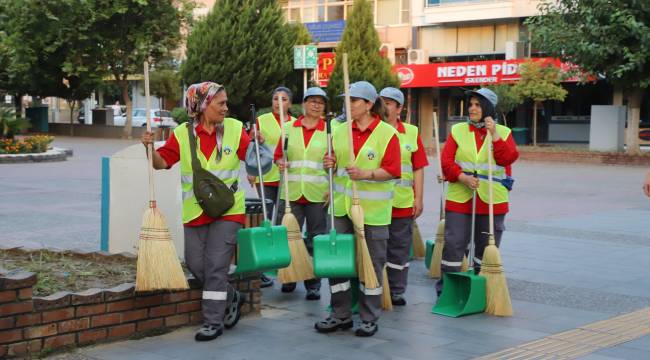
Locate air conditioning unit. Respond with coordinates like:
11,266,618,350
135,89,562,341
505,41,526,60
407,49,428,65
379,43,396,65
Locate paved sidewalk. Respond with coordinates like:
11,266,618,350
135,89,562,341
3,137,650,359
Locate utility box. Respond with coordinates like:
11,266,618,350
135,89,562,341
589,105,626,152
26,106,49,132
92,108,113,125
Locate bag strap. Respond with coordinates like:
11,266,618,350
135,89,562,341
187,122,202,172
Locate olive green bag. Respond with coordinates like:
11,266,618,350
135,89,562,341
187,123,235,218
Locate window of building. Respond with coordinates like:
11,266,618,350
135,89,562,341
376,0,400,25
327,4,344,21
401,0,410,24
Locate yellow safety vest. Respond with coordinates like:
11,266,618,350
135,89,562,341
446,122,511,205
393,123,419,209
282,121,329,202
175,119,245,223
332,121,397,226
255,112,295,184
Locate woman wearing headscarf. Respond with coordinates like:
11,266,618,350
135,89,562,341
315,81,401,337
436,88,519,297
142,82,271,342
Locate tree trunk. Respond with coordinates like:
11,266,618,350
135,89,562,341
120,80,133,139
626,89,643,155
68,100,76,136
533,101,538,147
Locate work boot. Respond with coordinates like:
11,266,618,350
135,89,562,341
355,322,378,337
281,282,296,293
224,290,243,329
305,288,320,301
314,317,353,333
195,324,223,341
260,274,274,288
391,293,406,306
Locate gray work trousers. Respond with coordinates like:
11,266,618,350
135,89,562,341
387,217,413,295
329,216,387,323
436,211,505,295
277,200,326,290
184,220,242,326
255,184,279,223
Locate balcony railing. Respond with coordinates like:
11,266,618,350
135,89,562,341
426,0,508,7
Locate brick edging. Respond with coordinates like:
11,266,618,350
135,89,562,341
0,248,261,358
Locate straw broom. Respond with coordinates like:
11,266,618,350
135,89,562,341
342,53,379,289
412,222,425,259
135,61,188,292
277,99,315,283
381,265,392,311
479,132,513,316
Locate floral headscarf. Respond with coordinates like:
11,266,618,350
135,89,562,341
185,82,225,121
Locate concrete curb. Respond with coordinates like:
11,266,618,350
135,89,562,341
0,147,72,164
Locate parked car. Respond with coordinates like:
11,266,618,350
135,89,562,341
113,108,176,128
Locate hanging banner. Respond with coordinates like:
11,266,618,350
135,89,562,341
318,52,336,87
393,58,582,88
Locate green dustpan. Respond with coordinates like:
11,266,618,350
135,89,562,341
235,219,290,274
431,269,485,317
314,229,356,278
313,116,356,278
432,188,485,317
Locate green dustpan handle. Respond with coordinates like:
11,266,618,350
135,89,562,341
261,219,273,245
329,229,337,255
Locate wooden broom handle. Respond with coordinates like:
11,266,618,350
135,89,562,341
278,98,291,212
432,111,445,219
342,54,359,199
143,61,155,207
486,132,495,240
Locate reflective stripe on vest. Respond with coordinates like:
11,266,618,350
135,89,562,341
284,123,328,202
331,121,397,225
446,122,511,205
255,112,295,184
393,123,418,209
176,118,245,223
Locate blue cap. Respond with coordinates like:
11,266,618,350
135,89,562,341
303,87,328,102
466,88,498,107
379,87,404,106
341,81,378,103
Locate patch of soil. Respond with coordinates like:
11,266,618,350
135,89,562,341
0,249,136,296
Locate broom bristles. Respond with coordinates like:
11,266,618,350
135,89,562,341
428,219,445,278
350,203,379,289
277,212,315,283
461,255,469,272
479,241,513,316
412,222,425,259
381,266,392,311
136,208,188,292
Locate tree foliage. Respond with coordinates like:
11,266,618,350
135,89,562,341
326,0,399,111
182,0,309,120
526,0,649,153
148,69,182,106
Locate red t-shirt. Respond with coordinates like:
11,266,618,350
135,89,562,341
441,124,518,215
157,123,250,226
392,121,430,218
273,116,327,204
253,112,293,187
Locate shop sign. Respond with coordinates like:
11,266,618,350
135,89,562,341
394,58,579,88
318,52,336,87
